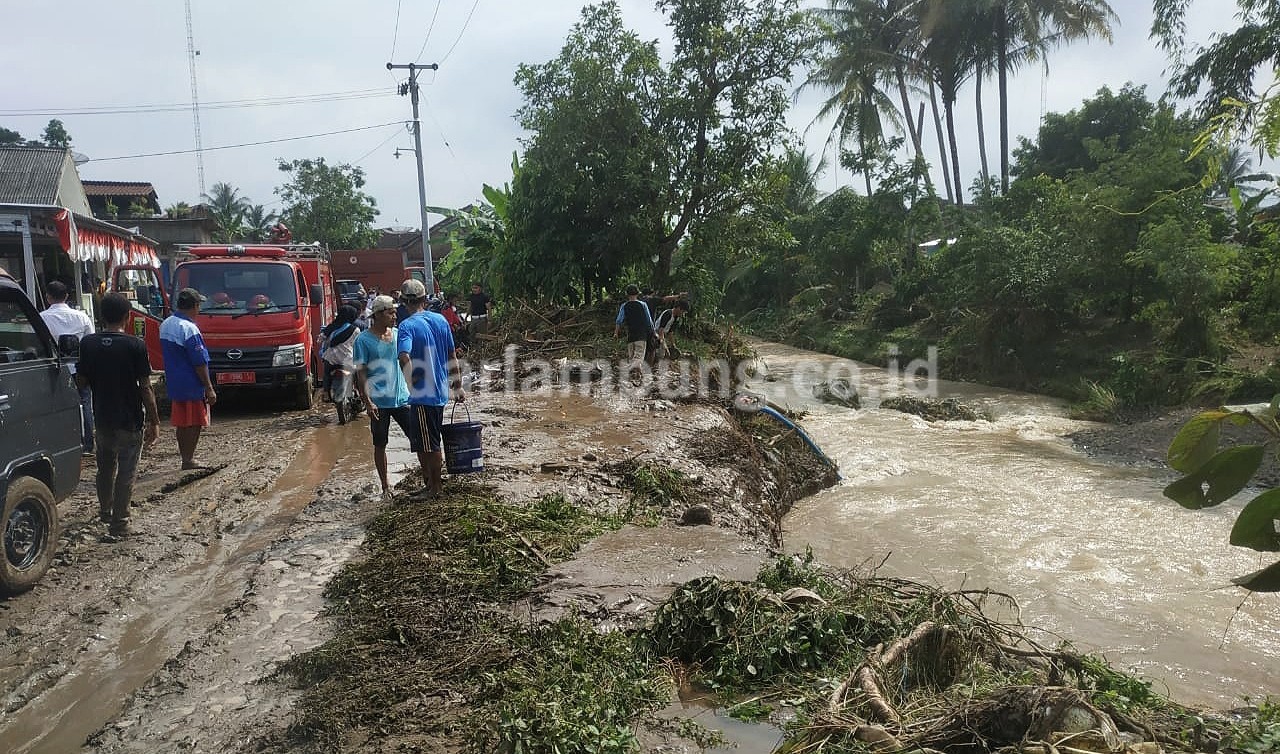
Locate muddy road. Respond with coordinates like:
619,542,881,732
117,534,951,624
0,396,378,753
1,384,765,753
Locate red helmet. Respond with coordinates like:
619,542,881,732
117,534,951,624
251,294,271,309
212,291,233,307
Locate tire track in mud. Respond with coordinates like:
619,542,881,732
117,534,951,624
0,407,364,754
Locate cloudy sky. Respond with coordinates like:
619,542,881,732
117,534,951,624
0,0,1250,231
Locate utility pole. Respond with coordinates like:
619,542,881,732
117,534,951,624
386,61,439,293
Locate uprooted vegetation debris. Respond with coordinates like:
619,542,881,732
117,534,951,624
880,395,992,421
264,492,1278,754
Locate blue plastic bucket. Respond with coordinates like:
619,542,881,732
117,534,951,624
442,403,484,474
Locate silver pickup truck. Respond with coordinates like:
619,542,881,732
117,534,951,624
0,275,82,596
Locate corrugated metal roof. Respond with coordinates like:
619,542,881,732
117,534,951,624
0,147,68,204
82,180,157,197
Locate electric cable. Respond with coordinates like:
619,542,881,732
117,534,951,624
413,0,444,63
351,123,409,165
389,0,403,61
90,122,404,162
439,0,481,64
1,88,392,117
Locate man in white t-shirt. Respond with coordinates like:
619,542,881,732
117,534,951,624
41,280,95,454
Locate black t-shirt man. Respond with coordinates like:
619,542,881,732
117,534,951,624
469,286,492,318
77,332,151,431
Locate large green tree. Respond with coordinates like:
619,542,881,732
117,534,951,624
510,0,808,292
510,2,664,303
275,158,378,250
650,0,810,283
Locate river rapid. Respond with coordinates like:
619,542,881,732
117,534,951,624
747,342,1279,709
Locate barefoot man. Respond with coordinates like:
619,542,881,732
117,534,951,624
160,288,217,469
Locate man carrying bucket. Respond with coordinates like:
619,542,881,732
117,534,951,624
397,279,462,498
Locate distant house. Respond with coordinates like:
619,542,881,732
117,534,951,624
376,206,476,268
82,180,161,220
0,146,92,215
0,146,157,300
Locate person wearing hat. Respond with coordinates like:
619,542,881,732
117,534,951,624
396,278,461,498
160,288,217,469
353,293,426,500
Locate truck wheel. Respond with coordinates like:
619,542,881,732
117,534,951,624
294,377,314,410
1,477,59,596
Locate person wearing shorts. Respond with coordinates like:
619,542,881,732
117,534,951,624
397,279,461,498
160,288,216,469
354,295,427,500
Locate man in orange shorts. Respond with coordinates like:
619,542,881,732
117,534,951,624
160,288,217,469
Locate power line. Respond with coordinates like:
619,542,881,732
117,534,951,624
389,0,403,61
352,123,409,165
91,122,404,162
439,0,481,64
0,88,393,117
413,0,444,63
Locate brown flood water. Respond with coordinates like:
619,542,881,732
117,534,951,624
749,342,1280,709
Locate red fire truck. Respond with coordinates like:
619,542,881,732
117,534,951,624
171,244,335,409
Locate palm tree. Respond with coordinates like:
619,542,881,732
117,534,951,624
919,0,983,205
990,0,1116,192
202,182,249,243
779,147,827,213
803,0,934,194
243,204,279,242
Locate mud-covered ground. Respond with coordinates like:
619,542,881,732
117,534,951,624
0,378,799,753
1070,404,1280,487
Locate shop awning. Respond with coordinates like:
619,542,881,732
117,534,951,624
53,208,159,267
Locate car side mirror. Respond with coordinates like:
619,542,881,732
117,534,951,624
309,283,324,305
57,334,80,357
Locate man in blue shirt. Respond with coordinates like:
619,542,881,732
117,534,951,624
397,279,461,497
354,294,424,500
614,284,654,380
160,288,216,469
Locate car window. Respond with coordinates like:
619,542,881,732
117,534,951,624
0,290,50,361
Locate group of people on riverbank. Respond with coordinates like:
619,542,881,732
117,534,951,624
614,284,691,378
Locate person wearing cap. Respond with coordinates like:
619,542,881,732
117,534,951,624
353,294,425,500
396,278,461,498
614,284,655,379
160,288,217,469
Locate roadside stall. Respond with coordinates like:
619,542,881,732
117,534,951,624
0,203,164,339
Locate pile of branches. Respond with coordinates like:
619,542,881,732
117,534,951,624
469,298,615,362
651,557,1219,754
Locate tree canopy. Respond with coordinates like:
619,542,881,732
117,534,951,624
505,0,809,301
275,158,379,250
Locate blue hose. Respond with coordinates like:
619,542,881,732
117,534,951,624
757,406,840,476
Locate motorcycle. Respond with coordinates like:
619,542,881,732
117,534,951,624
330,365,364,425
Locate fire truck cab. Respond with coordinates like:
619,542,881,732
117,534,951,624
172,244,334,409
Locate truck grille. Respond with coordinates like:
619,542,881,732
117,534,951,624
208,347,275,370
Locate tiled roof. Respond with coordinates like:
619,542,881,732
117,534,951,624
82,180,157,197
0,146,68,204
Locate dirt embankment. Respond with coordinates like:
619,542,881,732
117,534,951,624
1070,405,1280,487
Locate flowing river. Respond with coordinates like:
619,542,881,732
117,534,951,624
745,342,1279,709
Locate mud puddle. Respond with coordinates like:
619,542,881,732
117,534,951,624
6,423,367,754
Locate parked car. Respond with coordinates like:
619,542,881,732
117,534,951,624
0,275,82,596
335,279,366,308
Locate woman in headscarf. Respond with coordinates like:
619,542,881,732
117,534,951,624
320,304,362,403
